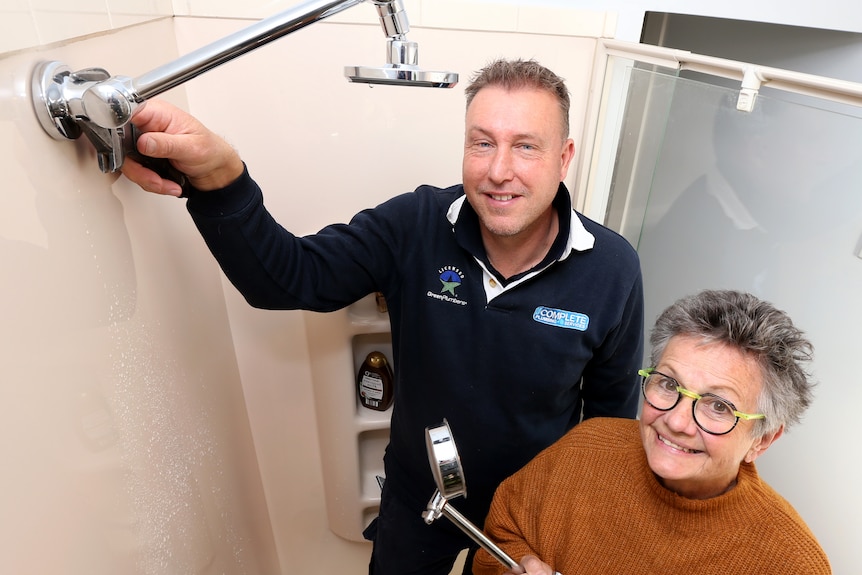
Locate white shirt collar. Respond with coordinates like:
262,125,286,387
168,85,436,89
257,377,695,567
446,194,595,261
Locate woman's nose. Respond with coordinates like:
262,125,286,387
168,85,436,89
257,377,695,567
663,397,699,434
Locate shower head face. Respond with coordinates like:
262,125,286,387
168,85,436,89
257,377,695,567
425,419,467,499
344,64,458,88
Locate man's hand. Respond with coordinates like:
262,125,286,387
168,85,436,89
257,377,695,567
121,99,244,196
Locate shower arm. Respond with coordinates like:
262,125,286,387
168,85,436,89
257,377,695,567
31,0,458,173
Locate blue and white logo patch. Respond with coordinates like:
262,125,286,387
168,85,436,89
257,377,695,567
426,265,468,306
532,306,589,331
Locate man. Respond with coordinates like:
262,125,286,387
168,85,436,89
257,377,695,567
474,290,830,575
122,58,644,575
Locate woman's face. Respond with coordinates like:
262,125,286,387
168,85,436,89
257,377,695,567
639,335,779,499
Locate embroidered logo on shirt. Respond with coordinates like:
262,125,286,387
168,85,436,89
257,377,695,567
533,306,589,331
439,266,462,295
427,266,468,306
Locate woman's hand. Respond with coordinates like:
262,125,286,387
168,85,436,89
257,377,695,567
505,555,556,575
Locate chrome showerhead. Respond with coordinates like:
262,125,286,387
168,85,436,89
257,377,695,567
344,37,458,88
344,64,458,88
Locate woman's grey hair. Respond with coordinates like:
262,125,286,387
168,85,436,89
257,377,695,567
464,58,571,140
649,289,815,436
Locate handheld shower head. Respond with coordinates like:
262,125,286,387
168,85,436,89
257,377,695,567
421,420,522,573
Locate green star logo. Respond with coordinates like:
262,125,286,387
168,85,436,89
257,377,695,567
441,279,460,295
439,268,463,296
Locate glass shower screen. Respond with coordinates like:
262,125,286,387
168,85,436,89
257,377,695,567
598,61,862,572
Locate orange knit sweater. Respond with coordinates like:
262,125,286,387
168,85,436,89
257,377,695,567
473,417,830,575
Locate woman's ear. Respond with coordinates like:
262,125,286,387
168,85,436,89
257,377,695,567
744,425,784,464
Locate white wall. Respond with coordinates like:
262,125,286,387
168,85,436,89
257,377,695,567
0,19,279,574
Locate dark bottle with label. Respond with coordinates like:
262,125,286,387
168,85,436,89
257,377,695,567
357,351,394,411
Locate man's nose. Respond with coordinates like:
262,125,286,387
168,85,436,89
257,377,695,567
488,148,515,182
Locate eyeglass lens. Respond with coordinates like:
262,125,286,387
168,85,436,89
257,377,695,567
643,372,738,435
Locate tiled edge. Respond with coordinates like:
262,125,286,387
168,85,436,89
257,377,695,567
31,9,113,47
327,0,616,38
1,1,616,58
107,0,175,26
420,0,616,38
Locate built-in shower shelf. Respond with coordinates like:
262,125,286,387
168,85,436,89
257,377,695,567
304,293,393,542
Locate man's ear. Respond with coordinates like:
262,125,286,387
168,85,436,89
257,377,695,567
744,425,784,464
559,138,575,180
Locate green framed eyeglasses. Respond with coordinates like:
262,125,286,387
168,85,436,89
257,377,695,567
639,368,766,436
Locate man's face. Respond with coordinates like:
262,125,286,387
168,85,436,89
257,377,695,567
462,86,574,240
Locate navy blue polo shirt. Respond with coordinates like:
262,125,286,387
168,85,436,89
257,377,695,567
188,165,644,526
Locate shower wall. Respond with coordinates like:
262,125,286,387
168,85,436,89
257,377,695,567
0,19,279,575
0,5,610,574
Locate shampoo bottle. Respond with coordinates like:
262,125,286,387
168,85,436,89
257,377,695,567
357,351,394,411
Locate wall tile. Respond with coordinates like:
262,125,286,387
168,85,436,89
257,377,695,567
421,0,519,32
30,0,113,46
0,0,173,56
174,0,303,19
516,6,615,37
107,0,174,27
419,0,613,36
0,0,605,57
0,3,39,54
173,0,405,21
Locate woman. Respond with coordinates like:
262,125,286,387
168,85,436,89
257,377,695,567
473,289,830,575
